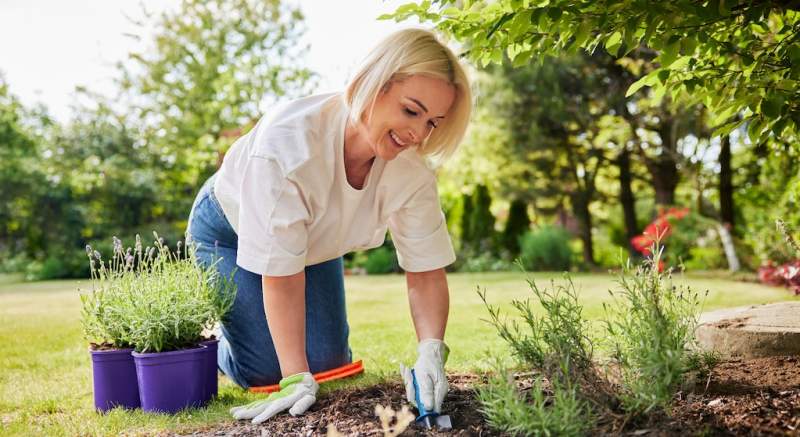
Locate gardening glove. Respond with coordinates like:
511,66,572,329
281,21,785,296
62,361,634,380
230,372,318,424
400,338,449,414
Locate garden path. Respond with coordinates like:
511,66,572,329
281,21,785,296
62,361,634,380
696,302,800,358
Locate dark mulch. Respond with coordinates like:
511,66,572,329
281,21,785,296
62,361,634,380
176,356,800,436
666,355,800,436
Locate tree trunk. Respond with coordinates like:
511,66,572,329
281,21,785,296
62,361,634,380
571,194,595,266
719,135,734,232
646,118,681,207
618,148,639,257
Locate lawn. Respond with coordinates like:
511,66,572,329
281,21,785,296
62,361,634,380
1,271,797,436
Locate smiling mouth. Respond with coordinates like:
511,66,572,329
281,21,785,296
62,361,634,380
388,130,407,149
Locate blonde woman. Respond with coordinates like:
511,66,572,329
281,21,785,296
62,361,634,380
187,28,472,423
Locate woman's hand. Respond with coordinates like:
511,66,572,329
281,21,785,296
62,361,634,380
230,372,318,423
400,339,450,413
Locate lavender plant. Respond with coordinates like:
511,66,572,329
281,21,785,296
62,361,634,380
79,233,235,353
603,244,706,414
476,267,598,435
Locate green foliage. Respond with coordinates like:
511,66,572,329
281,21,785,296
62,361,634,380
683,246,728,271
477,360,592,437
0,0,313,279
519,226,572,271
0,77,50,262
467,185,497,253
591,233,627,270
458,252,514,272
476,271,597,435
459,192,474,244
479,273,593,383
603,246,706,414
502,199,531,258
440,189,464,249
364,246,399,274
118,0,314,219
384,1,800,146
663,212,721,267
79,234,236,352
743,160,800,265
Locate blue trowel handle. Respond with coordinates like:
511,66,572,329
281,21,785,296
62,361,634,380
411,368,437,425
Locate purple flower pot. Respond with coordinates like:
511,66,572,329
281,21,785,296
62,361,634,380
133,346,207,413
199,339,219,403
89,347,140,412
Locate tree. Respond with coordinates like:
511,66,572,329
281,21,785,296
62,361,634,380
502,198,531,258
385,1,799,147
719,135,735,231
0,77,42,257
489,54,623,266
118,0,314,220
467,184,497,253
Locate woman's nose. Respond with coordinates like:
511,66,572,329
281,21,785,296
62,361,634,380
408,129,419,143
408,122,428,144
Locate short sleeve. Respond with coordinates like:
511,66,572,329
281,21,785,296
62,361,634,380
236,156,309,276
388,177,456,272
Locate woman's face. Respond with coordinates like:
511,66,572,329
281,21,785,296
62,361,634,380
360,74,456,161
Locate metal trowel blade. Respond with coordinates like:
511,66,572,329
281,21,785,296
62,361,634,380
434,414,452,430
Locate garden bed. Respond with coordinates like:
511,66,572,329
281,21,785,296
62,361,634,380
176,355,799,436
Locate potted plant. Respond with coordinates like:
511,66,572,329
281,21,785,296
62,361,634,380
84,233,235,414
129,233,235,413
80,237,141,413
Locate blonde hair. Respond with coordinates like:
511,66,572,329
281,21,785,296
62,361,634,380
345,28,472,165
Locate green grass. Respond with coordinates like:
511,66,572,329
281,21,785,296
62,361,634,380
1,271,797,436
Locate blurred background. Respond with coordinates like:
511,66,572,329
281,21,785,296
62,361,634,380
0,0,797,287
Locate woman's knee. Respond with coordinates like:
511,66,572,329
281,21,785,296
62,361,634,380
219,336,282,388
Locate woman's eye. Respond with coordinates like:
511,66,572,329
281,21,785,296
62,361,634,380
428,121,438,129
404,108,418,116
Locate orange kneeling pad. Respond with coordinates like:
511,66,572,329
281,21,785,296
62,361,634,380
248,360,364,394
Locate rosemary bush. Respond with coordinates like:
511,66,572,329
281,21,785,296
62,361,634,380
79,233,235,353
603,245,705,414
476,268,596,435
478,271,594,386
477,358,591,437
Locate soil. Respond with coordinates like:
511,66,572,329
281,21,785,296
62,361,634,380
174,356,800,436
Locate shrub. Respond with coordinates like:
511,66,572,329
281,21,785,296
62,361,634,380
475,244,709,433
79,233,236,352
457,252,514,272
463,185,497,254
459,192,473,244
603,245,706,414
479,272,596,386
0,251,32,274
663,213,725,269
519,225,572,271
476,271,597,435
364,247,398,274
501,199,530,258
683,246,727,271
477,360,592,437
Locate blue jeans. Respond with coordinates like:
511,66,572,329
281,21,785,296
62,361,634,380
186,176,352,388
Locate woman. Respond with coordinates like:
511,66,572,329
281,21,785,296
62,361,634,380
187,28,471,424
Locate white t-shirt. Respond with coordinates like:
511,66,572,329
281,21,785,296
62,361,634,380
213,93,456,276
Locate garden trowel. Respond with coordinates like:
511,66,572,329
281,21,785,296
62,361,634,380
411,369,452,430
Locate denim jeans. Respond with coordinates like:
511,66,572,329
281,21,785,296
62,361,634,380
186,176,352,388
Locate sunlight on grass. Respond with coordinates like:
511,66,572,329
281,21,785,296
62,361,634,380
0,271,796,435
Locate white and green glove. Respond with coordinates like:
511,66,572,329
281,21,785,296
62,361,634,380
400,338,450,413
230,372,318,424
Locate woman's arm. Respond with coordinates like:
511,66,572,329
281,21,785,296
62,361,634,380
262,272,309,377
406,267,450,340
